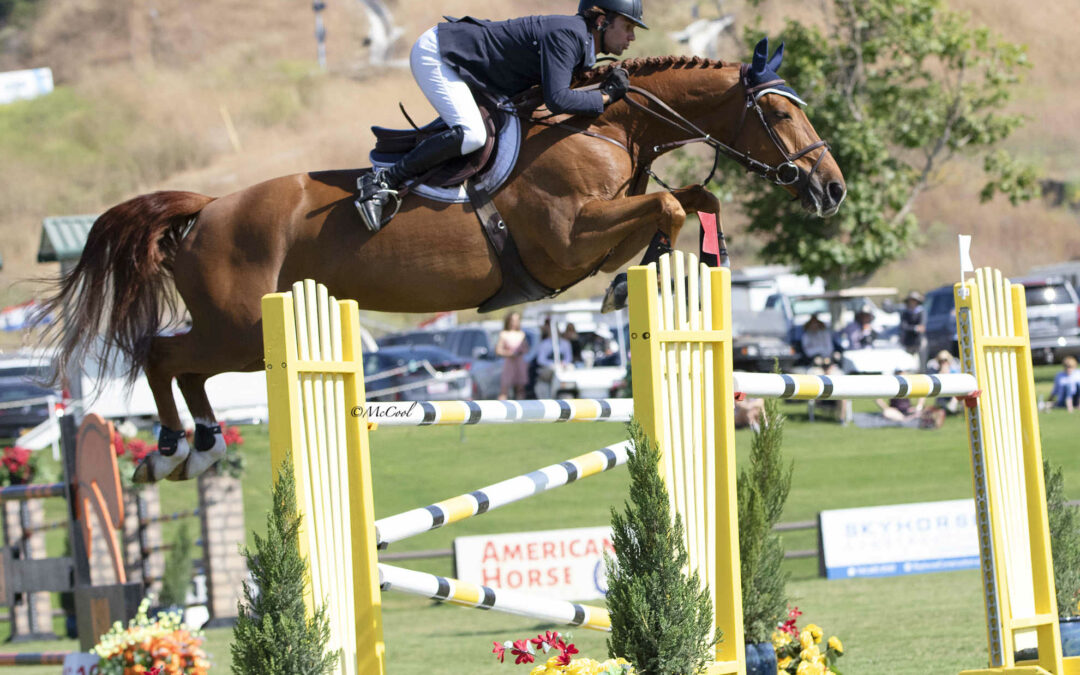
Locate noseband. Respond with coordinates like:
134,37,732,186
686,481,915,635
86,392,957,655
620,64,831,192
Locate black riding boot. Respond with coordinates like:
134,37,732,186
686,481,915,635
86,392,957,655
356,125,467,232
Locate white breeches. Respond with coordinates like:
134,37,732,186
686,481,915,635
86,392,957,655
410,26,488,155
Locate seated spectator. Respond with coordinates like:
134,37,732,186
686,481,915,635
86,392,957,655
841,305,877,350
800,314,837,365
927,349,961,414
562,323,583,364
863,370,945,429
1047,356,1080,412
734,397,766,430
800,314,850,423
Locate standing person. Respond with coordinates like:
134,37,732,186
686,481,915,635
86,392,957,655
1047,356,1080,412
535,328,573,398
562,323,583,364
900,291,925,357
355,1,648,231
495,311,530,400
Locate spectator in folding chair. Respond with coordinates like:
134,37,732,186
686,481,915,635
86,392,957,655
1046,356,1080,412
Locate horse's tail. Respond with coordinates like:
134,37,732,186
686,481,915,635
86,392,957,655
37,191,215,388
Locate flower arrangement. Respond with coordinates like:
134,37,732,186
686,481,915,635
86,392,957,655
0,445,37,485
771,607,844,675
92,597,209,675
492,631,634,675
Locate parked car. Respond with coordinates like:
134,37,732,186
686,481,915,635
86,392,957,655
730,279,797,372
376,326,531,399
0,379,63,439
1017,277,1080,364
362,345,474,402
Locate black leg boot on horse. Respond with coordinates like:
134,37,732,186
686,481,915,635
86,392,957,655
355,125,467,232
601,230,672,313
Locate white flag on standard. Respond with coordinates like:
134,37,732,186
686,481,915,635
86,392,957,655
958,235,974,273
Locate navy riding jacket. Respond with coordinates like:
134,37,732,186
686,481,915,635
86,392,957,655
437,15,604,116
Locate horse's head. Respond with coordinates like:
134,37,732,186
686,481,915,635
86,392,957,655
731,38,846,216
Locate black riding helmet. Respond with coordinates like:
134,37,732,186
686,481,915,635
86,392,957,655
577,0,648,29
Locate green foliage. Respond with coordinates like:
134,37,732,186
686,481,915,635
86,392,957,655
232,461,338,675
1045,460,1080,617
606,420,716,675
737,396,793,644
0,0,38,25
158,521,195,609
702,0,1039,287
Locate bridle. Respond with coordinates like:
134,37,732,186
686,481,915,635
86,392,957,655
620,64,831,191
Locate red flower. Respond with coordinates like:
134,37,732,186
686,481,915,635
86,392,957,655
531,630,562,651
511,639,534,665
126,439,155,463
555,642,579,666
222,425,244,446
492,641,506,663
111,432,126,457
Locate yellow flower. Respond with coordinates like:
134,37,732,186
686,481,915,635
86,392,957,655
773,630,792,648
778,655,793,669
800,644,821,663
796,660,825,675
805,623,823,643
799,630,814,650
827,636,843,654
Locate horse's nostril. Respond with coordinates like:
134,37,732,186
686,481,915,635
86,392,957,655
827,181,846,205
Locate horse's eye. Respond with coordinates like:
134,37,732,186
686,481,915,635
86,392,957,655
775,111,792,121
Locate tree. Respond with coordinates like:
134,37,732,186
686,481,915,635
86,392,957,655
737,396,793,644
232,461,339,675
606,420,716,675
706,0,1039,288
1045,460,1080,618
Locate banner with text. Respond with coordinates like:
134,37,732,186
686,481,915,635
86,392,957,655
819,498,980,579
454,526,614,601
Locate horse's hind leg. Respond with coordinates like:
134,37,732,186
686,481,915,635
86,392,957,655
175,374,227,479
134,330,261,483
135,334,197,483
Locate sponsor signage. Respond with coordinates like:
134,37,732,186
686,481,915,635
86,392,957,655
819,498,980,579
454,526,614,600
0,67,54,105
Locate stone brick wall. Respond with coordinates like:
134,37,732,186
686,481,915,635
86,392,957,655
198,473,247,625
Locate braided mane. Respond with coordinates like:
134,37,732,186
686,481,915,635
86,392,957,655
573,55,733,86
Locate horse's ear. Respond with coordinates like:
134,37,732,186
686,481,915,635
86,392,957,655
752,37,769,73
767,41,785,72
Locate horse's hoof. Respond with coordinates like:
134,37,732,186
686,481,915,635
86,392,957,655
132,444,191,484
601,273,628,314
177,433,227,481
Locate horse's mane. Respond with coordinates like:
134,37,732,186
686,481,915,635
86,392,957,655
572,55,734,86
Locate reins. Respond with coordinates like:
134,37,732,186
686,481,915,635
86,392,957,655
514,64,833,194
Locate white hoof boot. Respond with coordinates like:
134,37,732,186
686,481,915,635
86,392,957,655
178,423,227,480
132,434,190,484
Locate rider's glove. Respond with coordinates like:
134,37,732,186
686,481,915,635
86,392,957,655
600,67,630,104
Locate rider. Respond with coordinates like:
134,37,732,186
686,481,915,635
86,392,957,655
355,1,647,232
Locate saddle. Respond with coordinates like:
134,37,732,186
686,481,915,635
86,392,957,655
369,95,502,188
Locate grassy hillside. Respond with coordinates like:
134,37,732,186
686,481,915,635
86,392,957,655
0,0,1075,310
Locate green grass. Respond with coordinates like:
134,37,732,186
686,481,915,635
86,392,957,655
2,365,1078,673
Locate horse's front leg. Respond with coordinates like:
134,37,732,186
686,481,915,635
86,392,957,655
561,191,689,271
569,186,720,312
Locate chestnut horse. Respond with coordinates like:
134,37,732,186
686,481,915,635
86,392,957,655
40,51,845,483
